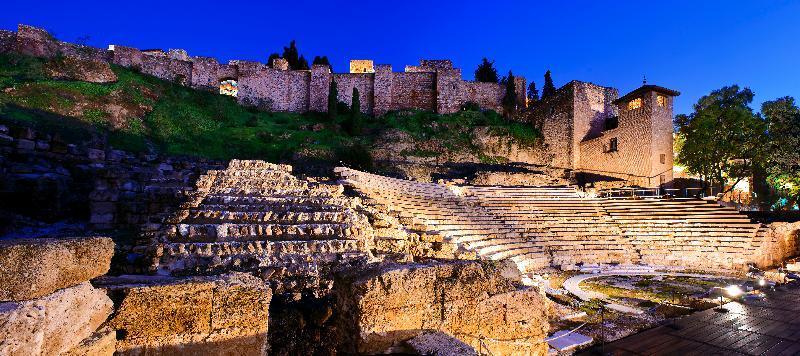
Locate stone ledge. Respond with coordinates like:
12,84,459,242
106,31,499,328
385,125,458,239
99,272,271,355
0,236,114,302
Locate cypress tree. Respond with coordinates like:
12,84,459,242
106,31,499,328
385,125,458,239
502,71,518,116
345,88,362,135
527,81,539,103
282,40,301,70
327,80,338,120
474,58,499,83
542,70,556,99
297,54,310,70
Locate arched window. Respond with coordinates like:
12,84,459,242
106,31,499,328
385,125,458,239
219,79,238,97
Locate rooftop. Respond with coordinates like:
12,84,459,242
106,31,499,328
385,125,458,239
614,84,681,104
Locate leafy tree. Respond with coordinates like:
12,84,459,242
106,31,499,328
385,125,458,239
312,55,332,71
762,97,800,207
474,58,499,83
327,79,339,120
674,85,768,196
267,53,280,68
344,88,363,135
502,71,518,116
527,81,539,104
541,70,556,99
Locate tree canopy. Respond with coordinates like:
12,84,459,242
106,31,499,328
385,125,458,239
674,85,768,195
762,97,800,207
474,58,499,83
541,70,556,99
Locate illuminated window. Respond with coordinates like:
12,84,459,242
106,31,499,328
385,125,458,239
608,137,618,152
627,98,642,110
657,95,667,107
219,79,238,97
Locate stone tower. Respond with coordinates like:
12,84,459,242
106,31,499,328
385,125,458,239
577,84,680,187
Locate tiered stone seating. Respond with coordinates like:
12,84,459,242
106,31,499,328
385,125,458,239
463,187,764,271
464,186,639,268
337,167,767,273
154,160,372,279
335,167,551,276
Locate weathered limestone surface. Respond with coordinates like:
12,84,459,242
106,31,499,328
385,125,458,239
0,282,114,356
102,272,271,355
45,56,118,83
335,261,549,355
406,331,478,356
0,237,114,301
64,327,116,356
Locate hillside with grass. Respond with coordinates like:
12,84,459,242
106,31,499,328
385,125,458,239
0,53,542,170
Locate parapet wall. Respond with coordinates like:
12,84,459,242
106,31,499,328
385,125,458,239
6,24,525,116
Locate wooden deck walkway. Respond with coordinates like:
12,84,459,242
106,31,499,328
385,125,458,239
579,286,800,355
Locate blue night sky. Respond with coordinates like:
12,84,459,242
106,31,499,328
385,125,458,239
2,0,799,115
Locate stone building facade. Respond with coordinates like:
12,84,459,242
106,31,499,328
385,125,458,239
534,81,679,188
4,25,525,116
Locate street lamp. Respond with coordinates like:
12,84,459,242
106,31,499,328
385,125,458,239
714,285,743,313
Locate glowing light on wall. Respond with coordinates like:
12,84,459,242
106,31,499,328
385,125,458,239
220,79,238,97
628,98,642,110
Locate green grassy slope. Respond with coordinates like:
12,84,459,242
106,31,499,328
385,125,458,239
0,53,540,164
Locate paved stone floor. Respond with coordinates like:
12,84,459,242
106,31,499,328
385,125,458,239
579,286,800,355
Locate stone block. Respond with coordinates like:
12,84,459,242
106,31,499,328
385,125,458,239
0,237,114,302
102,272,270,355
334,261,549,355
0,282,114,356
64,327,116,356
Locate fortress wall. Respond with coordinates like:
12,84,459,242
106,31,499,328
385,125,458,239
8,25,522,117
310,65,331,112
286,70,311,112
389,72,436,112
333,73,375,114
140,52,192,85
435,68,463,114
535,83,576,170
111,45,144,68
189,56,221,91
0,30,15,54
462,81,504,113
373,64,394,115
514,76,527,108
238,67,311,112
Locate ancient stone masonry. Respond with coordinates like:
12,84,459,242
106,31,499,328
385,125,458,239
98,273,271,355
0,237,115,356
334,261,550,355
530,81,679,187
336,167,800,274
6,24,526,115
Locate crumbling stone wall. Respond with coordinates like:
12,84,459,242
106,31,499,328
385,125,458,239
332,73,375,114
0,30,16,54
534,82,576,169
310,64,331,112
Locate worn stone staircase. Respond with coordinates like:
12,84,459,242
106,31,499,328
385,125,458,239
336,167,770,276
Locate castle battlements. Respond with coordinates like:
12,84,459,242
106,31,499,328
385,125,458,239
0,24,526,115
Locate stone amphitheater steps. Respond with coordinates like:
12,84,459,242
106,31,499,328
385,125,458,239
153,160,376,275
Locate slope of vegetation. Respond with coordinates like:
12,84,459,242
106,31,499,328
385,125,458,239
0,53,541,165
